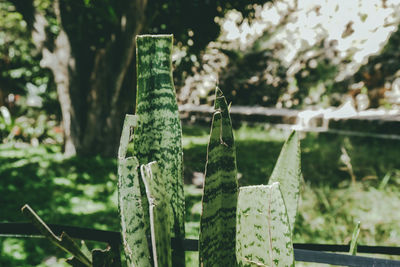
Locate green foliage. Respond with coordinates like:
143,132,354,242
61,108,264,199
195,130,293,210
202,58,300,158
199,90,300,266
182,1,400,109
0,2,59,144
141,162,172,267
1,22,400,264
293,58,339,107
146,0,266,89
0,109,62,144
0,2,41,93
2,0,266,132
199,88,238,266
349,221,361,255
117,115,151,267
183,126,400,266
120,51,300,266
268,131,301,232
351,24,400,108
21,204,120,267
21,205,92,267
117,35,186,266
0,142,120,266
0,2,58,116
147,1,264,53
133,34,185,266
219,49,288,107
0,106,13,140
1,126,400,266
236,183,295,267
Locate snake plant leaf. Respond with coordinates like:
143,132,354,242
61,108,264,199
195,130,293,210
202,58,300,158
79,241,92,261
141,162,172,267
118,156,152,267
199,87,238,267
349,221,361,255
118,114,151,267
268,131,301,232
134,34,185,266
236,183,295,267
118,114,137,160
21,205,92,267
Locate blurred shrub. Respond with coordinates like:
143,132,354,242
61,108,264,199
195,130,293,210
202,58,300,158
0,2,61,145
0,106,62,145
0,2,56,108
350,25,400,108
179,0,400,109
219,48,288,106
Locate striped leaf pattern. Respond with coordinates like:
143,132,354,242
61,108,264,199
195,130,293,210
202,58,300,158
236,183,295,267
141,162,172,267
268,131,301,232
134,35,185,265
118,115,151,267
199,88,238,266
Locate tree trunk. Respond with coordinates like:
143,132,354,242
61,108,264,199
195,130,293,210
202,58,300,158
33,0,148,157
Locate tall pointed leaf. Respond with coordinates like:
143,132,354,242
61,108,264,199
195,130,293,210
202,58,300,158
134,34,185,266
349,221,361,255
268,131,301,232
199,88,238,266
141,162,172,267
118,114,151,267
236,183,295,267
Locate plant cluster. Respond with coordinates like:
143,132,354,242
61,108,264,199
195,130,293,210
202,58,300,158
20,35,303,267
18,34,399,267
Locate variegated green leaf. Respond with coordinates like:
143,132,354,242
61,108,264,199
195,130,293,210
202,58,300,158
141,162,172,267
236,183,295,267
199,88,238,267
118,157,151,267
21,205,92,267
118,114,137,160
118,114,151,267
134,34,185,266
349,221,361,255
79,241,91,261
268,131,301,232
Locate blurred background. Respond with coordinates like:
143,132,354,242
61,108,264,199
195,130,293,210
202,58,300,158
1,0,399,266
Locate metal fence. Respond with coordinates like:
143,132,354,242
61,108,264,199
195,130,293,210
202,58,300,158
1,222,400,266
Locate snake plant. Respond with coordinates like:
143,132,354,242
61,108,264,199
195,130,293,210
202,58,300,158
22,34,303,267
268,130,301,232
236,183,295,267
198,88,301,267
118,34,185,266
199,88,238,266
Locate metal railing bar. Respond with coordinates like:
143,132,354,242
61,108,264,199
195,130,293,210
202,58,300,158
294,249,400,267
1,222,400,266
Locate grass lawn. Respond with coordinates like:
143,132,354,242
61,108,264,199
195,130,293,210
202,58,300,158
1,124,399,266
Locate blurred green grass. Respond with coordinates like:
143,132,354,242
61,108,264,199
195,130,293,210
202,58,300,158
1,124,400,266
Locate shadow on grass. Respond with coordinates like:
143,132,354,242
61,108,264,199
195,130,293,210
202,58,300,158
1,127,399,265
0,144,118,266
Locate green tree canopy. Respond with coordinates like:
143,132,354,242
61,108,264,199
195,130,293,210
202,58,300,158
3,0,265,156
